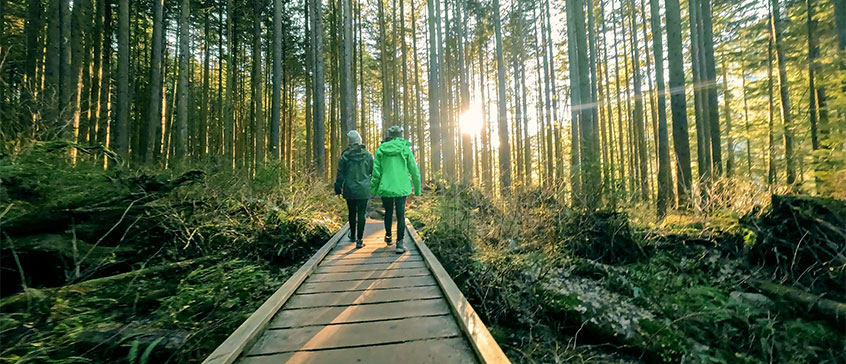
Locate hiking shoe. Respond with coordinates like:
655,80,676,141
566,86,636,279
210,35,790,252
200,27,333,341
395,243,405,254
385,235,393,245
355,240,365,248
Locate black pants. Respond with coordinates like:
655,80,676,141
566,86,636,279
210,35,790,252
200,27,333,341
382,196,407,241
346,199,368,241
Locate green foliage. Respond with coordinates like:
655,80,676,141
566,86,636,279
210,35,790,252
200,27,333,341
0,145,344,363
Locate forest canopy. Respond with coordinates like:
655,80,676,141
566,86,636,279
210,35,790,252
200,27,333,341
0,0,844,211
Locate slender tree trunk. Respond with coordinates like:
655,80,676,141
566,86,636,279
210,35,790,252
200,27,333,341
341,0,354,134
458,0,473,185
650,0,672,215
145,0,164,164
24,0,43,128
629,0,648,201
770,0,795,186
312,0,327,177
492,0,511,195
252,0,265,165
767,36,776,186
115,0,130,159
427,0,441,175
740,67,752,177
722,59,734,178
98,0,113,160
271,0,282,159
225,0,236,168
175,0,190,162
411,0,425,180
665,0,693,206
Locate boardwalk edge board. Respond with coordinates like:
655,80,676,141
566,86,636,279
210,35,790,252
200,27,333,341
201,223,350,364
406,218,512,364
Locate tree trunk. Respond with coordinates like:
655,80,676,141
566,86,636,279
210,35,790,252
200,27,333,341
23,0,43,128
98,0,113,162
252,0,265,166
740,66,752,177
770,0,795,186
665,0,693,206
311,0,327,177
225,0,236,168
722,59,734,178
492,0,512,195
175,0,190,162
115,0,130,160
629,0,648,201
427,0,441,175
145,0,164,164
271,0,282,160
341,0,354,134
767,36,776,186
458,0,473,185
650,0,672,215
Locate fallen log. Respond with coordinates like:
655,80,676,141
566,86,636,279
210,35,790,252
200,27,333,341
0,258,213,312
750,279,846,327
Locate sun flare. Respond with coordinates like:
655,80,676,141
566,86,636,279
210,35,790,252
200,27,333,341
459,103,484,136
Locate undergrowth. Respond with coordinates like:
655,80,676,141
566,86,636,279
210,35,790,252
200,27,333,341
0,143,343,363
408,183,845,364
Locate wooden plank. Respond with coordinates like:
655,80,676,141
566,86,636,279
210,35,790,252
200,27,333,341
304,267,430,282
201,224,349,364
406,219,511,364
314,260,427,273
240,337,478,364
319,255,423,266
285,285,442,309
324,245,418,258
247,315,462,355
297,275,436,294
268,298,451,328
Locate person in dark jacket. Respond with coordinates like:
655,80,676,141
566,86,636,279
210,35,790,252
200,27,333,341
370,126,421,254
334,130,374,248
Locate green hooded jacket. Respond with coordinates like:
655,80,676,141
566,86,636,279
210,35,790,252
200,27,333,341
370,138,422,197
334,143,374,200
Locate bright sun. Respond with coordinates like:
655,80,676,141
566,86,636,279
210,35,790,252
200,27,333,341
459,103,484,136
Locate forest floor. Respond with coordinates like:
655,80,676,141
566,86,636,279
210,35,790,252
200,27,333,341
407,185,845,363
0,142,345,363
1,143,844,363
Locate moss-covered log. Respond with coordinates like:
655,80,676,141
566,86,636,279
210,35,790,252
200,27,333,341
751,279,846,327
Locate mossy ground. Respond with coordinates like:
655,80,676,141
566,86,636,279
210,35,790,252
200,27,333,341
407,184,845,364
1,144,344,363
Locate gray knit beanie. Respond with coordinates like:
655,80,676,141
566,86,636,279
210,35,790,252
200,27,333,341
347,130,362,144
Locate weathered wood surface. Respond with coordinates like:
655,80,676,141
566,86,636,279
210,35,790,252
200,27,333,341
205,219,509,364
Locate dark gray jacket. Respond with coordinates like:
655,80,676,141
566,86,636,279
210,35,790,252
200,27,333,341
334,143,374,200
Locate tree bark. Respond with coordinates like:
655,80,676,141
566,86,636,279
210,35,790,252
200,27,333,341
311,0,327,177
665,0,693,206
271,0,282,160
770,0,795,186
427,0,441,175
341,0,354,134
722,59,734,178
252,0,265,165
146,0,164,164
650,0,672,215
492,0,511,195
115,0,130,160
175,0,190,162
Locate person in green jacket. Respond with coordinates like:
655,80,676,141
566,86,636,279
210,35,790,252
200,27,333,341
371,125,421,254
334,130,374,248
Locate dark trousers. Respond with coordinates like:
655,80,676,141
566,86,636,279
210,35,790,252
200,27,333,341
346,199,368,241
382,196,407,241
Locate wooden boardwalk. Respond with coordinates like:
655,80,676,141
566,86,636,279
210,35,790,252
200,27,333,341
204,219,509,364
